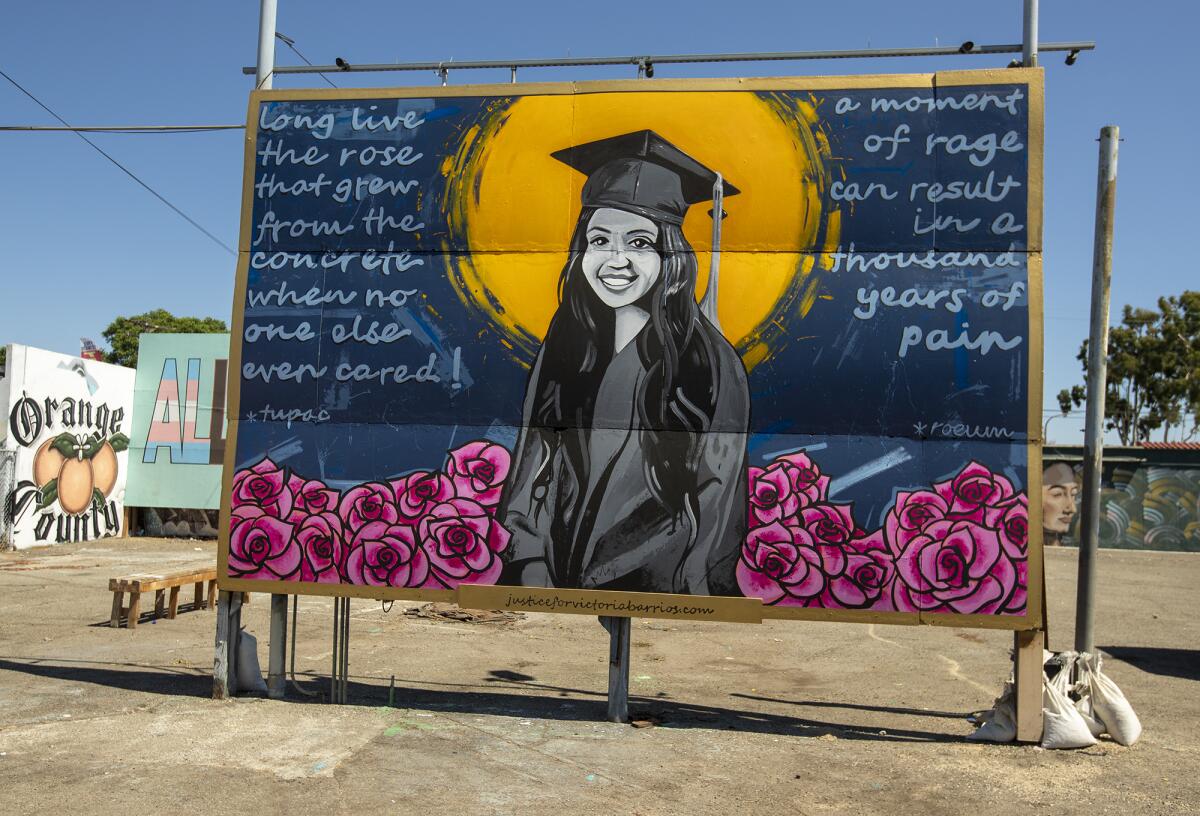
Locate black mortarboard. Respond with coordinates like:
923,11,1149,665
551,130,739,226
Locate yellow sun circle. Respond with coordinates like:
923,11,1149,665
444,90,833,361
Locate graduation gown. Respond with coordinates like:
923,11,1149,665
499,321,749,595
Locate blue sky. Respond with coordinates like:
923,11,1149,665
1,1,1193,444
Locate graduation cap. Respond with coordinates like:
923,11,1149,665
551,130,738,328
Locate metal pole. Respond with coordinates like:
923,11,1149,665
213,590,243,699
1023,0,1039,67
267,594,288,698
1075,126,1119,655
255,0,278,89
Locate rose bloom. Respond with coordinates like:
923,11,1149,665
337,482,399,532
227,505,299,580
784,503,857,577
345,521,429,588
883,490,950,556
747,452,831,525
932,461,1015,523
391,471,455,521
820,530,898,610
418,498,510,586
736,521,826,605
445,441,511,507
296,511,347,583
988,494,1029,561
287,475,341,516
230,458,293,518
895,518,1017,615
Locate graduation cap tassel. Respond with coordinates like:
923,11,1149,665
700,172,723,331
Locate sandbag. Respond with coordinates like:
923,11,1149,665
1081,652,1142,746
236,628,268,694
1042,658,1097,750
968,681,1017,743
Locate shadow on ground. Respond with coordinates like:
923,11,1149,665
0,657,971,744
1102,646,1200,681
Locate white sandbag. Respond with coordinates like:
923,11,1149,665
1042,663,1097,749
1084,653,1142,746
1075,692,1106,738
236,628,268,694
968,681,1017,742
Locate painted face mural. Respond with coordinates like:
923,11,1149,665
1041,462,1080,539
222,73,1042,622
581,208,662,309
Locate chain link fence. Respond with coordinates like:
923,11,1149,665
0,449,16,550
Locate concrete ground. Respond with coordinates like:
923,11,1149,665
0,539,1195,815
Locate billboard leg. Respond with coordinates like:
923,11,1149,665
213,590,243,699
599,616,630,723
267,593,288,699
1013,629,1044,742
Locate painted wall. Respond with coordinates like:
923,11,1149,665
1,344,135,549
126,333,230,510
1043,452,1200,552
222,73,1043,623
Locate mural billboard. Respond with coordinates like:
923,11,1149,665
1,345,135,549
221,71,1044,627
126,333,230,511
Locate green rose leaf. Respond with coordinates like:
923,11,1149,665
109,433,130,453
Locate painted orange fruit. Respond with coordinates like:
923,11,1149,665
91,441,119,497
32,438,66,487
57,457,94,515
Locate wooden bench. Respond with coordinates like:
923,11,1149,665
108,568,248,629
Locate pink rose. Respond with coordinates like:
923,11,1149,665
296,511,346,583
933,461,1015,523
338,482,399,532
418,498,510,586
748,452,830,525
736,521,826,605
391,471,455,520
345,521,429,587
230,458,293,518
228,505,299,580
1003,560,1029,615
821,530,898,610
446,441,511,507
883,490,950,556
287,475,341,516
784,503,857,577
895,518,1017,615
987,495,1029,561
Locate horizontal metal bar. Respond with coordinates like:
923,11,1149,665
0,125,243,132
242,41,1095,76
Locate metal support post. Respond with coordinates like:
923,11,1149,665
599,616,630,722
267,594,288,698
255,0,278,90
213,590,243,699
1075,126,1119,655
1022,0,1039,67
330,596,351,704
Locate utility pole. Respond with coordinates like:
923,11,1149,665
1075,126,1119,655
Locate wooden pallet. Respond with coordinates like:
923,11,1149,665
108,568,247,629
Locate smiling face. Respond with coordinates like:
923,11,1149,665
581,207,662,309
1041,483,1079,534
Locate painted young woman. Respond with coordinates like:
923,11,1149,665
498,131,750,595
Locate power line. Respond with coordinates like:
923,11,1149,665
0,67,236,256
0,124,242,133
275,32,338,88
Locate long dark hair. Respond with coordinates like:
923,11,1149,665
529,209,721,522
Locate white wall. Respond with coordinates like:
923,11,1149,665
1,345,135,549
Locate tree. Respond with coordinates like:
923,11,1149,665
1057,292,1200,444
102,309,227,368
